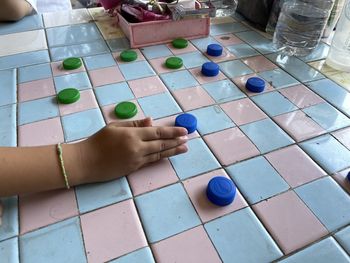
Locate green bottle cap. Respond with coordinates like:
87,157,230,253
57,88,80,104
115,101,138,119
172,38,188,49
120,50,138,62
165,57,183,69
62,57,82,70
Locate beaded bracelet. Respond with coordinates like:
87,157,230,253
57,143,70,189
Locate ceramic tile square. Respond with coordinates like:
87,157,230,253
167,42,198,55
335,225,350,254
138,92,181,119
152,226,221,263
59,89,98,116
213,34,244,46
0,50,50,71
61,108,105,142
106,37,130,52
89,66,125,87
308,59,339,76
205,48,236,63
128,76,167,98
202,79,245,103
94,82,134,107
0,69,16,107
235,31,277,54
242,56,278,72
253,190,328,254
118,61,156,81
241,118,294,154
109,247,155,263
177,51,210,69
19,189,78,234
18,63,52,83
83,53,116,70
210,22,249,36
140,44,172,59
43,9,92,28
233,73,275,96
0,14,43,35
329,72,350,92
333,168,350,194
333,127,350,150
227,156,289,204
18,117,64,146
148,57,185,74
273,110,326,142
96,21,124,40
218,60,254,78
135,183,200,243
18,96,59,125
88,7,111,22
188,67,226,84
226,43,259,58
295,177,350,231
204,128,259,166
172,86,215,111
114,49,145,64
169,138,220,180
0,104,16,147
183,169,248,222
101,100,145,124
0,197,18,242
0,237,18,263
54,72,91,93
18,78,56,102
258,68,300,89
190,36,221,52
50,60,85,77
76,177,132,213
205,208,282,262
160,70,199,91
279,84,324,108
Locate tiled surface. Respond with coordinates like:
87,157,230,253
335,225,350,254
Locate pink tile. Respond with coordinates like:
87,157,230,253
80,200,147,263
332,127,350,150
273,110,326,142
221,98,267,126
113,49,145,64
128,159,179,196
166,42,197,55
18,117,64,146
205,48,236,63
213,34,243,46
279,84,324,108
152,226,221,263
204,127,260,165
153,115,200,139
19,189,78,234
183,169,248,222
148,56,184,74
233,73,274,96
265,145,326,188
58,89,98,116
51,61,85,76
253,190,328,254
172,86,215,111
101,100,145,124
242,56,278,72
189,67,226,84
333,168,350,194
128,76,167,98
18,78,56,102
89,66,125,87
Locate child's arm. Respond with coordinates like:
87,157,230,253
0,0,33,21
0,118,188,197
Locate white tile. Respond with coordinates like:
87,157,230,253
43,9,92,28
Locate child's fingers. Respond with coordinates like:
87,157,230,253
138,126,188,141
110,117,152,128
143,144,188,164
142,136,188,155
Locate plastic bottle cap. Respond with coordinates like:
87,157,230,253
172,38,188,49
175,113,197,134
246,77,266,93
206,176,236,206
201,62,220,77
207,44,223,57
57,88,80,104
165,57,183,69
120,50,138,62
115,101,138,119
62,57,82,70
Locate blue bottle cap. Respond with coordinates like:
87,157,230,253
201,62,220,77
246,77,266,93
207,44,223,57
175,113,197,134
347,172,350,183
206,176,236,206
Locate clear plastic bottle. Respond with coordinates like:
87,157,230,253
273,0,335,56
326,0,350,72
210,0,238,17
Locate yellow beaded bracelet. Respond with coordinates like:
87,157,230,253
57,143,70,189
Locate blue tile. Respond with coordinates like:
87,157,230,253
266,53,325,82
303,102,350,132
235,31,277,54
61,108,105,142
202,79,246,103
188,105,235,135
335,226,350,254
258,68,300,89
251,91,298,117
50,40,109,61
0,50,50,70
295,177,350,231
46,23,102,47
227,156,289,204
280,237,349,263
18,97,59,125
205,207,282,262
298,42,330,63
118,61,155,81
226,43,260,58
0,104,17,147
218,60,254,78
106,38,130,52
0,14,43,35
83,53,116,70
76,177,132,213
0,69,16,106
299,134,350,174
18,63,52,83
109,247,155,263
241,118,294,154
190,36,221,52
20,217,86,263
177,51,210,69
135,183,201,243
169,138,220,180
138,92,181,119
0,197,18,242
140,44,172,60
307,78,350,117
160,70,199,91
210,22,249,36
94,82,134,106
0,237,19,263
54,72,91,93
